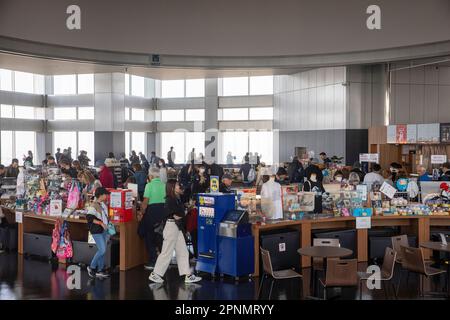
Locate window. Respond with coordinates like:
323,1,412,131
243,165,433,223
222,77,249,96
185,132,205,160
35,108,46,120
14,106,35,119
186,79,205,97
125,74,130,95
77,74,94,94
15,131,36,164
131,75,145,97
54,107,77,120
125,107,130,121
221,108,249,121
220,131,249,164
0,69,12,91
161,80,184,98
249,107,273,120
161,132,185,164
34,75,45,94
161,109,185,122
0,131,13,165
131,108,145,121
185,109,205,121
14,71,34,94
250,76,273,95
0,105,13,118
131,132,146,154
53,132,77,156
54,75,76,95
249,131,273,164
78,132,94,164
78,107,94,120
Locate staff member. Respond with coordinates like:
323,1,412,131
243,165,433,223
149,179,202,284
219,173,234,193
86,187,111,279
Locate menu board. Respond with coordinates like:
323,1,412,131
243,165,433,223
406,124,417,143
387,125,396,143
440,123,450,143
417,123,440,143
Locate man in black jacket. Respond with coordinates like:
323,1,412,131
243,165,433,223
440,162,450,181
287,156,304,183
304,158,323,183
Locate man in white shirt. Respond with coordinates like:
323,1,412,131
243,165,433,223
167,147,176,167
363,163,384,189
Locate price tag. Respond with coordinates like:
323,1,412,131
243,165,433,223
15,211,23,224
380,182,397,199
356,217,371,229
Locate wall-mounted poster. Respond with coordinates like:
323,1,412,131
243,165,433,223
387,125,396,143
407,124,417,143
417,123,440,143
440,123,450,143
396,125,407,144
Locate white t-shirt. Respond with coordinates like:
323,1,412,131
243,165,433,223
363,172,384,186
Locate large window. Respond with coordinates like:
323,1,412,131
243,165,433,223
77,74,94,94
124,131,146,155
0,69,12,91
131,108,145,121
125,74,130,96
54,107,77,120
131,75,145,97
249,76,273,95
14,106,36,119
54,75,76,95
0,69,44,94
14,71,34,94
53,131,94,165
161,109,185,122
222,77,248,96
249,107,273,120
1,131,37,165
160,132,205,164
185,109,205,121
0,105,13,118
1,105,44,119
185,79,205,97
220,131,273,164
220,108,249,121
78,107,94,120
161,80,184,98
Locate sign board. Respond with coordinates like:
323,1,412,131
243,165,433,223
359,153,379,163
199,206,215,218
199,196,215,206
356,216,371,229
396,125,407,144
380,182,397,199
127,183,138,198
15,210,23,224
417,123,440,143
431,155,447,164
440,123,450,143
49,200,62,216
210,176,219,193
387,125,396,143
407,124,417,143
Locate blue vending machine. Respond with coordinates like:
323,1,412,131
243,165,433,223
217,210,254,279
196,193,235,275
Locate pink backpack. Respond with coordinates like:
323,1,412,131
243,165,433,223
66,180,81,209
55,221,73,259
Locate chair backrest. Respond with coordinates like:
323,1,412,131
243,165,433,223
400,245,426,274
380,247,397,280
325,258,358,287
313,238,340,247
260,247,274,276
391,235,409,259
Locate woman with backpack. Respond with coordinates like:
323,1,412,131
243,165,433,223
149,179,202,284
86,187,112,279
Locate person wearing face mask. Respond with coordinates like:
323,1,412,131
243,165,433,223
260,172,283,220
304,158,323,184
303,170,325,213
363,163,384,190
192,165,209,195
275,167,289,185
333,170,345,183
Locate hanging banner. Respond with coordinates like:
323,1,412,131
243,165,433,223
396,125,407,144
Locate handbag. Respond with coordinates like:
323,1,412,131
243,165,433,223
107,221,116,236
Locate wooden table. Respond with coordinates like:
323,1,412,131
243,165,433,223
252,215,450,277
420,241,450,298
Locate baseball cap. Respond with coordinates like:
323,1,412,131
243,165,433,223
95,187,111,198
222,173,233,180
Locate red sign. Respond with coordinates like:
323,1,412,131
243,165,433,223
396,125,407,144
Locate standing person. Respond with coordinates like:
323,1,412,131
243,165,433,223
78,150,91,168
140,167,166,271
188,148,196,164
149,179,202,284
287,156,304,183
140,153,150,173
158,159,168,184
67,147,73,162
132,163,148,201
440,162,450,181
319,152,332,166
226,152,234,166
86,187,111,279
78,170,102,201
5,159,19,178
60,159,78,178
72,160,83,173
55,148,63,164
149,151,159,166
239,160,253,187
363,163,385,189
192,164,209,195
167,147,176,168
130,151,140,166
23,151,33,167
96,160,114,189
207,160,224,181
119,152,130,168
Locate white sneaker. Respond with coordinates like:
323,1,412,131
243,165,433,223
149,272,164,283
185,274,202,283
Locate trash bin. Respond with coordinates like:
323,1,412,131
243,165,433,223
260,229,300,271
313,229,357,259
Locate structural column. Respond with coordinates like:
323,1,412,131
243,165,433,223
204,78,219,163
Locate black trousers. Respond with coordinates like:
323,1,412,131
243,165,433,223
141,203,166,264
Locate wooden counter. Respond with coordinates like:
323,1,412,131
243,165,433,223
14,210,146,271
252,215,450,277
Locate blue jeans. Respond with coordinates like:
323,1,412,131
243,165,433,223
90,231,109,271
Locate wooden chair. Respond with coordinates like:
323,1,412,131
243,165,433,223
318,258,358,300
311,238,340,295
358,247,397,300
258,247,303,300
399,245,446,297
391,235,409,264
